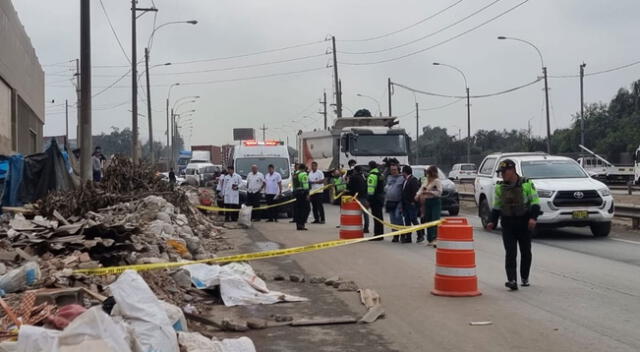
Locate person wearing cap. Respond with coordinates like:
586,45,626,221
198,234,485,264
486,159,541,291
367,160,385,240
292,163,311,231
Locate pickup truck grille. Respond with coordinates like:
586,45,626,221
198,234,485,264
553,190,602,207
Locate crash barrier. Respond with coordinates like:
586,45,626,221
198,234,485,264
431,218,481,297
197,184,333,212
74,219,443,276
339,196,363,239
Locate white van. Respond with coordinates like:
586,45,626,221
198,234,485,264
184,163,220,187
448,163,477,181
232,140,293,216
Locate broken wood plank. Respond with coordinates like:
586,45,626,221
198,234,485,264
81,287,107,302
290,316,357,326
358,304,385,324
53,210,71,226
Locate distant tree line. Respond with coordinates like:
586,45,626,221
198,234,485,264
92,126,184,162
414,79,640,168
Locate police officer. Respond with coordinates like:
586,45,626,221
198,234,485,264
293,163,311,231
486,159,541,291
367,161,385,240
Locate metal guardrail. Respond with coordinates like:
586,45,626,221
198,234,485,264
458,192,640,229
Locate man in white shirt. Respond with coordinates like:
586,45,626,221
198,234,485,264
308,161,326,224
216,170,228,220
223,165,242,222
264,164,283,222
246,164,265,221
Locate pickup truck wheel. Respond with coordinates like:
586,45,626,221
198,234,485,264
479,198,491,228
590,222,611,237
448,207,460,216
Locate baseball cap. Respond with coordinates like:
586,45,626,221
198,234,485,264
497,159,516,173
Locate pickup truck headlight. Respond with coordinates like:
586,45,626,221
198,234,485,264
598,188,611,197
537,189,555,198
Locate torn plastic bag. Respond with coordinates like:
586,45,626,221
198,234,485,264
160,301,188,332
177,332,256,352
16,325,61,352
109,270,178,352
237,205,252,228
0,261,41,296
182,263,221,289
57,306,132,352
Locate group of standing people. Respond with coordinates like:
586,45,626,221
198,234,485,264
341,161,443,246
292,162,327,230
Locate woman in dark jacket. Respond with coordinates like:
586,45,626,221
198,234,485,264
400,165,425,243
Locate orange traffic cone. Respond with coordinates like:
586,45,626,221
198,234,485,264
431,219,481,297
339,196,363,239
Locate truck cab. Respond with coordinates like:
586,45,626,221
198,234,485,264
176,151,192,176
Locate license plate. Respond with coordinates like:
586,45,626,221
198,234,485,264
572,210,588,219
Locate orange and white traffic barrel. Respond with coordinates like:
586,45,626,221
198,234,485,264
339,196,363,239
431,219,481,297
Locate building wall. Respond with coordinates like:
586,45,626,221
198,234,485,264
0,0,44,155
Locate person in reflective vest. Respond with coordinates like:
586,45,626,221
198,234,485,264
293,163,311,231
331,169,347,200
367,161,385,240
486,159,541,291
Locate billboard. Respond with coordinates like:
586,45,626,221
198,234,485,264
233,128,255,141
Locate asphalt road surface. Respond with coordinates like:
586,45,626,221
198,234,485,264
248,204,640,352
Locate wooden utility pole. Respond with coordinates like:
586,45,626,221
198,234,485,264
415,102,419,164
388,78,393,116
319,91,327,130
144,47,154,163
65,99,69,147
79,0,92,182
580,63,586,148
331,36,342,118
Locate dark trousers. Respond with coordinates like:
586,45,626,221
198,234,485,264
265,194,278,220
310,193,325,222
218,199,227,218
369,197,384,236
294,190,310,229
501,217,532,282
247,192,261,220
227,203,240,221
92,170,101,182
423,198,442,242
402,202,425,241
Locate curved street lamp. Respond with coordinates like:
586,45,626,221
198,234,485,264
433,62,471,162
356,94,382,116
498,36,551,153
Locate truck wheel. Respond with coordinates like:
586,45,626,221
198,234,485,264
448,207,460,216
479,198,491,228
590,222,611,237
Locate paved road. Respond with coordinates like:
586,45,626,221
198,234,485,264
250,205,640,352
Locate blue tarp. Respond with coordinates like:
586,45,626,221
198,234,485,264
1,154,25,207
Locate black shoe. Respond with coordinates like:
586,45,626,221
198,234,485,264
253,219,260,222
521,280,530,287
416,235,425,243
505,281,518,291
274,219,278,223
391,236,399,243
400,236,412,243
266,219,274,223
289,220,296,223
296,227,308,231
312,220,321,224
319,220,325,224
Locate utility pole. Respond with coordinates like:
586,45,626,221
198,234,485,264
260,124,268,141
75,58,80,147
331,36,342,118
170,108,174,167
79,0,92,182
65,99,69,147
166,98,170,160
319,91,327,130
580,63,586,148
388,78,393,116
144,47,154,163
466,86,471,163
543,66,551,153
415,102,419,164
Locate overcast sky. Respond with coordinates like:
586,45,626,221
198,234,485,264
13,0,640,147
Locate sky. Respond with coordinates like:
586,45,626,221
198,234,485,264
12,0,640,148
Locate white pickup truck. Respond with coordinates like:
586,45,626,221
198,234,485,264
474,152,614,237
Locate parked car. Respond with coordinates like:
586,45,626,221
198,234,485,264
158,172,186,186
411,165,460,216
448,163,477,181
474,152,614,237
184,163,220,187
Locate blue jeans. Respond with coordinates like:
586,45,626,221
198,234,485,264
386,201,404,226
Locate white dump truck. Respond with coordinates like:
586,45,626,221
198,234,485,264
296,117,410,171
576,144,634,183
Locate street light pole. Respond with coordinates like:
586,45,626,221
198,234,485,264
356,94,382,116
433,62,471,163
166,83,180,163
498,36,551,153
580,63,586,148
144,48,154,163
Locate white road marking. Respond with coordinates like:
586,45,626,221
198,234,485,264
610,238,640,245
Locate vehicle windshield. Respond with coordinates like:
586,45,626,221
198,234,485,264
521,160,587,179
235,157,290,179
177,157,190,166
185,168,196,175
350,134,408,156
461,164,476,171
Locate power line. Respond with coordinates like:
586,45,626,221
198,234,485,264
392,77,542,99
179,66,328,86
98,0,131,64
339,0,503,55
339,0,465,42
340,0,530,66
549,59,640,78
92,69,131,98
398,99,464,117
153,52,329,75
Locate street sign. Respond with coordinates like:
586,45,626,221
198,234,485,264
233,128,255,141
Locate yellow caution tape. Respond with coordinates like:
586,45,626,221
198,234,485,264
73,219,443,276
197,184,333,212
353,198,412,230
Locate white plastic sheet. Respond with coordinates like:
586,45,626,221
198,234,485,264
109,270,179,352
184,262,307,306
177,332,256,352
